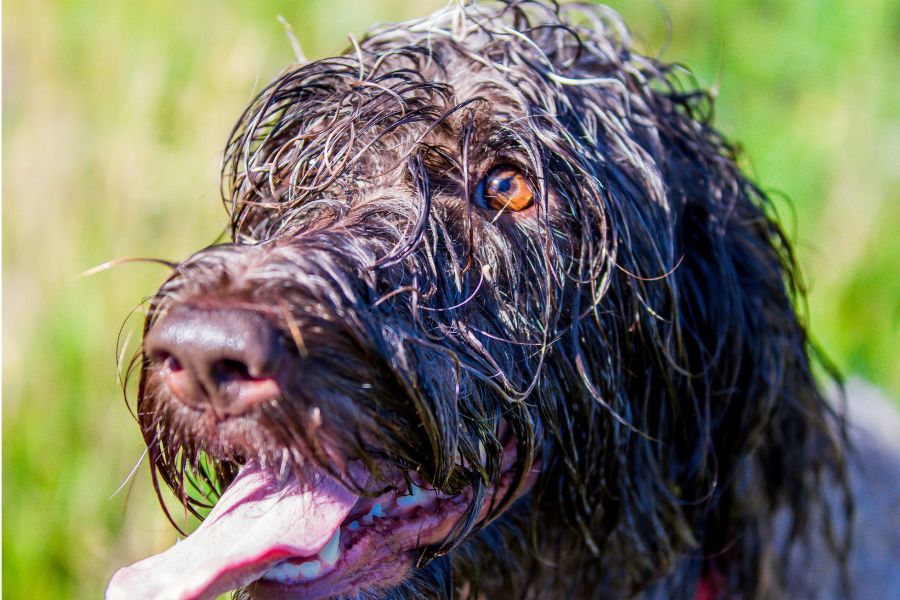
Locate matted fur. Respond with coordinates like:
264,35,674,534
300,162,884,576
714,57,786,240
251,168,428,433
132,2,850,598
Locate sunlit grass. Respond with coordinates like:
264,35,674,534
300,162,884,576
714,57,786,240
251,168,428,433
4,0,897,597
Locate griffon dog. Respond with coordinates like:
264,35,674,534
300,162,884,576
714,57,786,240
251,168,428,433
107,2,898,599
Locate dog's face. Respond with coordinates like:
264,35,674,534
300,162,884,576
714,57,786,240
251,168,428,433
109,3,842,600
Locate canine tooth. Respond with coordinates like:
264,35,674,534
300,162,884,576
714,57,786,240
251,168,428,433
362,502,384,523
298,559,322,580
397,483,431,508
319,529,341,566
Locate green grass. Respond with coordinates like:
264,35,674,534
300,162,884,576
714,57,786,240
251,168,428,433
4,0,898,597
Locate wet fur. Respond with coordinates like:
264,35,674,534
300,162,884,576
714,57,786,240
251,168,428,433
133,2,850,598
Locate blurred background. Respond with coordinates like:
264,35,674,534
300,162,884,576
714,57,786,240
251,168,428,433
3,0,898,597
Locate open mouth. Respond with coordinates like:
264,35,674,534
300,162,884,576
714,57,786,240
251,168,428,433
107,441,529,600
249,472,476,600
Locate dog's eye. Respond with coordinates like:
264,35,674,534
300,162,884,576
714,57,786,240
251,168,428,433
475,166,534,212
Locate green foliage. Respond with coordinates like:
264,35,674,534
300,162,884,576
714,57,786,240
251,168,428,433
4,0,897,597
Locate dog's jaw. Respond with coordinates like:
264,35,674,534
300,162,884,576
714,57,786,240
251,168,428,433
249,477,475,599
108,437,535,600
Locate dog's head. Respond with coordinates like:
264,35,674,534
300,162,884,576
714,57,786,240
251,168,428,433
109,2,846,599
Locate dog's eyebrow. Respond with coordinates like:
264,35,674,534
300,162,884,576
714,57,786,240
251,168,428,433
345,96,489,180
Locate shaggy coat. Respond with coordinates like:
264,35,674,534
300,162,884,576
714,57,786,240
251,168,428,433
118,2,852,599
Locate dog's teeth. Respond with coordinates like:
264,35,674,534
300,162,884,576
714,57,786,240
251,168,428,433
298,559,322,580
397,483,432,509
362,502,384,523
262,540,336,585
319,529,341,566
263,561,302,583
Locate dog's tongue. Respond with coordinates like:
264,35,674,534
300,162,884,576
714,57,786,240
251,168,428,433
106,463,359,600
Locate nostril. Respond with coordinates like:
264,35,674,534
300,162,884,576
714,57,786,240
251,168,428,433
147,350,194,406
146,349,184,376
156,352,184,373
163,354,183,373
212,359,253,384
208,356,282,415
146,348,181,370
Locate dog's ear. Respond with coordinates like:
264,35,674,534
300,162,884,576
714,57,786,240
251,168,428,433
645,74,846,581
521,17,847,595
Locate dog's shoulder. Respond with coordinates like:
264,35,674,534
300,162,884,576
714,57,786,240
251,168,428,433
791,379,900,599
843,380,900,599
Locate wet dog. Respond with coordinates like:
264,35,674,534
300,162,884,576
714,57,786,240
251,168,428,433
106,2,868,598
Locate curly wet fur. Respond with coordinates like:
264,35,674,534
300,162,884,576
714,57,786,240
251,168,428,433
132,2,850,598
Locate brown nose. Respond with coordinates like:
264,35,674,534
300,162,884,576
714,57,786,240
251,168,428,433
144,305,284,416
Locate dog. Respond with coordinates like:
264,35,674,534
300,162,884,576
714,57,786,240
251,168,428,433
106,2,899,598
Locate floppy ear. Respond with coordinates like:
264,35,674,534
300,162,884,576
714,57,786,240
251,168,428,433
658,69,847,598
519,15,847,597
647,74,848,592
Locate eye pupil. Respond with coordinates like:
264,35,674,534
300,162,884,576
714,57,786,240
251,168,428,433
477,166,534,213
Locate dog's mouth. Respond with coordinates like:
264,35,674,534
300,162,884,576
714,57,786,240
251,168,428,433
108,436,533,600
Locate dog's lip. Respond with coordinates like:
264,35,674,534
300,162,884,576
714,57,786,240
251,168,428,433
249,483,473,599
249,433,537,599
107,431,536,600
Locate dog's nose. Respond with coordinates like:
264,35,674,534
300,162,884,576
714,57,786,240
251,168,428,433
144,305,284,416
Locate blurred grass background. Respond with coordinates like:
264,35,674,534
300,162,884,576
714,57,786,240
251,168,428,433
3,0,898,597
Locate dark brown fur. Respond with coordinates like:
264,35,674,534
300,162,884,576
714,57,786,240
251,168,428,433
131,2,850,598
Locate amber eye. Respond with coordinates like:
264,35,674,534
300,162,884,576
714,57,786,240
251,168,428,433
475,166,534,213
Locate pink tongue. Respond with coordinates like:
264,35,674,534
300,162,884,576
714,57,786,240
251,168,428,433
106,463,359,600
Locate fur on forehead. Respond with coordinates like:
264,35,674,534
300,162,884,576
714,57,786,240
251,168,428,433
222,1,666,243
